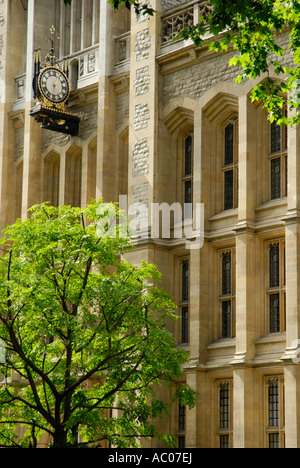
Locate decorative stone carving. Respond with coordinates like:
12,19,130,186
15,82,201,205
134,103,150,131
132,138,149,177
134,66,150,96
161,8,193,44
88,52,95,73
135,29,151,62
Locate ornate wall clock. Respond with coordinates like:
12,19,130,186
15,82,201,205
30,26,80,136
38,66,70,105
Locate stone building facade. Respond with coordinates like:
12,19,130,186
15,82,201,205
1,0,300,448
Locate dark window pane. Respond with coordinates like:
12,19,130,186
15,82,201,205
220,383,230,429
224,170,234,210
285,155,288,197
269,433,280,448
182,260,189,302
224,124,234,165
269,243,280,288
283,292,286,332
185,136,192,176
220,435,230,449
271,122,281,153
184,180,192,218
181,306,189,343
222,252,231,295
270,294,280,333
268,379,279,427
284,109,288,151
283,244,286,286
178,436,185,448
184,180,192,204
178,403,185,431
222,301,232,338
271,158,281,200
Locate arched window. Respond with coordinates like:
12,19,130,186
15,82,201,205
269,110,288,200
201,92,239,217
219,247,236,339
182,133,193,218
181,258,189,344
223,118,238,211
265,377,285,448
216,380,233,448
266,239,286,334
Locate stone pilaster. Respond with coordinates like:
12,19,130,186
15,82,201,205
232,95,257,364
96,0,116,203
189,241,209,365
281,111,300,448
284,364,300,448
21,0,41,220
128,0,162,222
283,116,300,353
185,370,206,449
233,366,255,448
0,0,25,229
231,95,257,447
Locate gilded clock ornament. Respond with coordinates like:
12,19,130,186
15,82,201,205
30,25,80,136
38,66,70,104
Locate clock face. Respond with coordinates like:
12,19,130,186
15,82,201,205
39,67,70,104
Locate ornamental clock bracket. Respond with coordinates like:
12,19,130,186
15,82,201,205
30,26,80,136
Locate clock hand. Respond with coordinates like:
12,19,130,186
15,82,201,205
53,82,62,94
52,76,59,91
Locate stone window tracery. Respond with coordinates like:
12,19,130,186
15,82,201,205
180,258,189,344
265,377,285,448
268,108,288,201
222,117,238,211
219,248,235,339
182,133,193,219
216,380,233,448
266,239,286,334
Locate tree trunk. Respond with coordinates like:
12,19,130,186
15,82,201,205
53,428,68,448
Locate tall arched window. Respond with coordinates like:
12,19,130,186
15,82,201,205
265,377,285,448
182,133,193,219
219,247,236,339
223,118,238,211
269,111,288,200
216,380,233,448
266,239,286,334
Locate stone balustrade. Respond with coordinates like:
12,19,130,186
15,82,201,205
161,0,213,45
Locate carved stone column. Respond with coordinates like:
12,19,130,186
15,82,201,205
128,0,162,227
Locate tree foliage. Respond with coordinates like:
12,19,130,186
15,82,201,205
0,202,196,448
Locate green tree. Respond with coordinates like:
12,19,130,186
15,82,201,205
0,201,196,448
